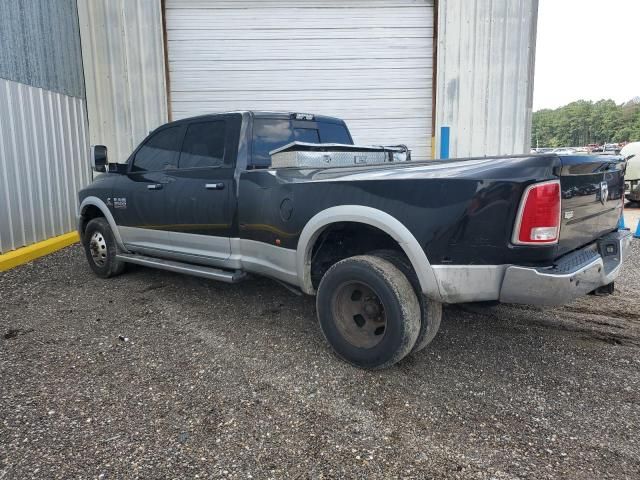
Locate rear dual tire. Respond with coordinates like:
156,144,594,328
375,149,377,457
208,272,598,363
316,254,438,369
370,249,442,353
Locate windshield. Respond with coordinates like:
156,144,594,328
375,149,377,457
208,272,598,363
251,118,353,167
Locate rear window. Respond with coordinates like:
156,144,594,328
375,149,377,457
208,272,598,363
319,122,352,144
294,128,320,144
251,119,352,167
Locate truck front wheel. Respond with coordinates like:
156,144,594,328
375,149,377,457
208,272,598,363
82,217,125,278
316,255,421,369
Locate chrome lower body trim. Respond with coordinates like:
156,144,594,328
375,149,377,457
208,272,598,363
167,230,231,260
120,234,297,286
233,238,298,286
431,265,508,303
122,229,232,268
119,226,168,251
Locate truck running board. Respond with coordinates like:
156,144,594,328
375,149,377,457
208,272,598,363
115,254,246,283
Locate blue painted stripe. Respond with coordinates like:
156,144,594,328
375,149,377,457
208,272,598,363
440,126,450,160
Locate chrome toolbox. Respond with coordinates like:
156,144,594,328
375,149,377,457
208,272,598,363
270,142,411,169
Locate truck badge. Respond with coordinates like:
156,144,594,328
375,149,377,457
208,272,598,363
599,182,608,205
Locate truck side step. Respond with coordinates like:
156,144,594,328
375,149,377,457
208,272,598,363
116,254,246,283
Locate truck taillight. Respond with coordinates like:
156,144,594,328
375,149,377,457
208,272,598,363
513,180,561,245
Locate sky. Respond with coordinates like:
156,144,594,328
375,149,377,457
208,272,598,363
533,0,640,111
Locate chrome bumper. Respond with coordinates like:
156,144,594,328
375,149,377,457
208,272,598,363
499,230,633,306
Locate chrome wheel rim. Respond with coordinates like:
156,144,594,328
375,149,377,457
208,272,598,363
332,281,387,348
89,231,108,267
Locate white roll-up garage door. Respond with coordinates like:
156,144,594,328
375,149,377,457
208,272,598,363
165,0,434,160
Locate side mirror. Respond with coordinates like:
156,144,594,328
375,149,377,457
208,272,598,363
91,145,108,172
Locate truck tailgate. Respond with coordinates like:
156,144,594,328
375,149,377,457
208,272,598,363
558,155,625,256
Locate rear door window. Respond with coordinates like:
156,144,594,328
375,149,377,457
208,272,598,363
179,121,226,169
131,126,183,172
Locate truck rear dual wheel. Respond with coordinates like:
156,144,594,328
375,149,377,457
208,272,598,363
316,255,423,369
370,249,442,353
82,217,126,278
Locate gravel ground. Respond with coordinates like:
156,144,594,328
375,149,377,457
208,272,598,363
1,241,639,479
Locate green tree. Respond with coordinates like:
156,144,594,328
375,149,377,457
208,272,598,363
532,98,640,147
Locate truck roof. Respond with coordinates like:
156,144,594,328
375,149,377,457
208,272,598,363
165,111,347,126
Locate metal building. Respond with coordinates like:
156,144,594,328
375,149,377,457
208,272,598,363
0,0,538,255
435,0,538,157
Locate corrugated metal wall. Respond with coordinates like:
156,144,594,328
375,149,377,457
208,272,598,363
0,78,90,253
435,0,538,158
0,0,90,254
0,0,85,98
77,0,168,165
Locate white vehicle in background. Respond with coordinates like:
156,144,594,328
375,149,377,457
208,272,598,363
551,147,576,155
621,142,640,203
603,143,621,155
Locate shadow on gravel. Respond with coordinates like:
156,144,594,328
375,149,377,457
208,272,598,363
3,328,33,340
449,301,640,348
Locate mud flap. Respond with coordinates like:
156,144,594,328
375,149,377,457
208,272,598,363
589,282,615,296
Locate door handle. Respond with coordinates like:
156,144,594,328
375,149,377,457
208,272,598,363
147,184,163,190
205,183,225,190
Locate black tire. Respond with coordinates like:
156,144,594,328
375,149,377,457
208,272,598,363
370,250,442,352
82,217,125,278
316,255,421,369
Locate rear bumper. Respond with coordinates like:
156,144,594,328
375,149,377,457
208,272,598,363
499,230,632,305
430,230,632,305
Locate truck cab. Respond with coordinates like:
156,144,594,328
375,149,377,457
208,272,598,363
93,112,351,263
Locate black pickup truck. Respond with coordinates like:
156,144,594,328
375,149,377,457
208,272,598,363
78,111,632,369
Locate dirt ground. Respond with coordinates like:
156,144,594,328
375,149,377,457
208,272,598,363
1,240,639,479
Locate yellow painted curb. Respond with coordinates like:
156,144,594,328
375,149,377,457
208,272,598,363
0,231,80,272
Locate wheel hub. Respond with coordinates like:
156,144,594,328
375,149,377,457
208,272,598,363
89,231,108,267
332,281,387,348
363,301,380,317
